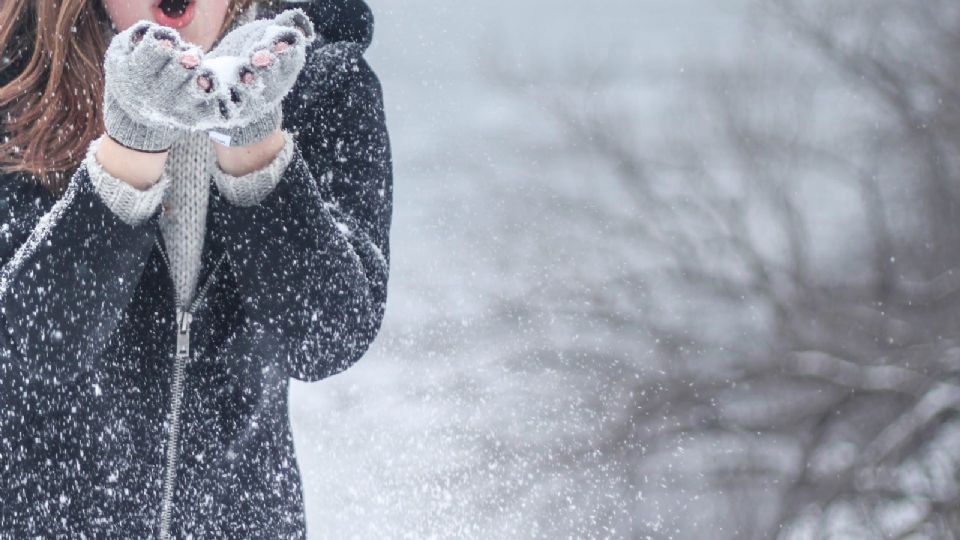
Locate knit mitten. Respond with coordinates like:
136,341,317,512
197,9,317,147
103,22,211,152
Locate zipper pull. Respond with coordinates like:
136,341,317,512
176,308,193,358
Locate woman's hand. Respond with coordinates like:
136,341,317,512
97,21,207,188
101,21,211,153
196,8,317,148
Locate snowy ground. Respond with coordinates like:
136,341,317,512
289,2,750,538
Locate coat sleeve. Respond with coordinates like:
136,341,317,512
208,42,393,383
0,163,162,373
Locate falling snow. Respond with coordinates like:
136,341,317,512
3,0,958,538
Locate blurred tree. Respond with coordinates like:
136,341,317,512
478,0,960,537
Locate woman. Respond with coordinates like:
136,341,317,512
0,0,392,537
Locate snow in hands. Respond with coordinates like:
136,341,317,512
103,8,317,149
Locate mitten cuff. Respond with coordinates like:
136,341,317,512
85,135,172,226
215,105,282,148
103,92,181,152
211,130,294,207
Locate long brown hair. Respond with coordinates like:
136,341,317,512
0,0,260,196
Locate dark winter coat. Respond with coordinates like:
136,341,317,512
0,0,391,537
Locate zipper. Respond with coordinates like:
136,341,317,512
154,233,228,540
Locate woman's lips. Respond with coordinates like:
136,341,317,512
152,0,196,30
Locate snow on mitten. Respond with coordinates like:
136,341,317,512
102,22,212,152
197,8,317,147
